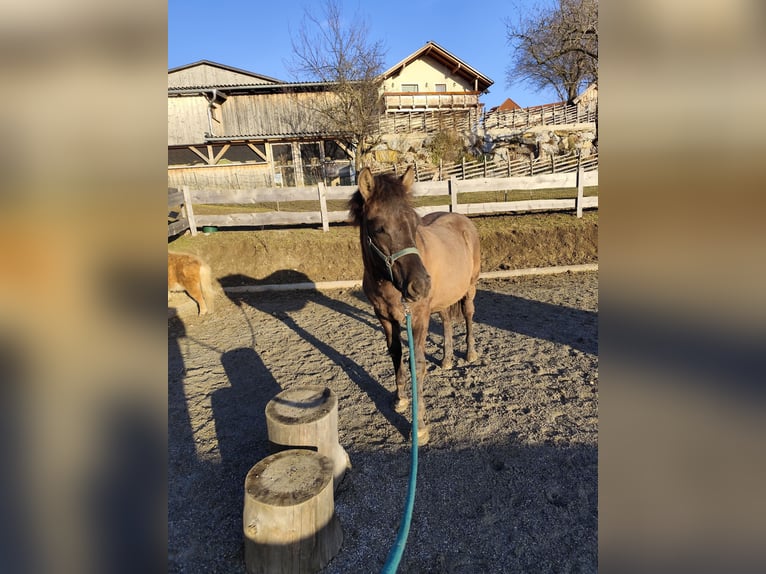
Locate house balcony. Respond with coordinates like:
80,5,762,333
383,91,481,111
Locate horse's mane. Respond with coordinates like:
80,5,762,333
348,172,413,227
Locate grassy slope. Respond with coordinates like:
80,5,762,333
169,211,598,285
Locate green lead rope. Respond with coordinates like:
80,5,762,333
381,308,419,574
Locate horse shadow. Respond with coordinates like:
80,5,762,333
220,271,411,440
474,287,598,355
169,307,286,571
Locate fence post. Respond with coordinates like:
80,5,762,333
182,185,198,236
461,157,465,180
575,153,584,218
317,182,329,232
483,155,487,178
449,177,458,213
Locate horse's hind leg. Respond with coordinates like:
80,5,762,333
464,286,478,362
439,309,454,370
185,281,208,315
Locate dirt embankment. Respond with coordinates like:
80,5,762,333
168,212,597,286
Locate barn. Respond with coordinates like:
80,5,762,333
167,42,494,191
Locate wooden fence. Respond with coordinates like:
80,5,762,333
373,102,596,136
484,102,597,130
168,186,195,237
168,167,597,238
372,151,598,182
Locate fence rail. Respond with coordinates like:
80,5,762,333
377,109,476,135
372,151,598,182
484,102,597,130
168,168,597,237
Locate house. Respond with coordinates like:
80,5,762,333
489,98,522,113
167,42,494,190
573,82,598,112
382,41,492,103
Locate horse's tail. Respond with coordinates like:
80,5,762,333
199,261,215,313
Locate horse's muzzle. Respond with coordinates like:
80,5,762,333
403,273,431,302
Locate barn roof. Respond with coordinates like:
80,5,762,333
380,41,493,93
492,98,522,112
168,60,284,88
168,81,333,97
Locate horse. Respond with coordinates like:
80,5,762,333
168,251,215,315
348,166,481,444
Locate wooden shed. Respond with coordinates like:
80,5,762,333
168,61,355,190
168,44,494,190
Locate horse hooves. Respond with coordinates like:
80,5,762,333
466,350,478,363
441,359,453,370
416,426,430,445
393,397,410,414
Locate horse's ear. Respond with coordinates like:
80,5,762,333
358,167,374,200
401,166,415,191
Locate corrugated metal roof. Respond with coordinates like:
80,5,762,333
168,60,283,84
203,131,347,142
168,81,335,95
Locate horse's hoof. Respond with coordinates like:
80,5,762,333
416,426,430,445
466,350,478,363
393,397,410,413
441,358,453,370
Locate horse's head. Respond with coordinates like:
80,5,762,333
349,166,431,302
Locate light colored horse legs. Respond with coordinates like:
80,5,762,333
464,285,478,362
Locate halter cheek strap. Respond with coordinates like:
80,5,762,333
367,235,421,283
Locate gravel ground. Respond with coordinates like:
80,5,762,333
168,270,598,573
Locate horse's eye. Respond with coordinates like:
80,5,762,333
374,225,385,235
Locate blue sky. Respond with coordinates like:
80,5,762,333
168,0,560,110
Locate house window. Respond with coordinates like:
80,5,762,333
435,84,447,92
271,143,294,165
401,84,418,92
300,142,321,166
271,143,296,186
323,140,349,160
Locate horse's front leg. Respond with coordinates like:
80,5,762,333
411,308,431,445
377,313,407,412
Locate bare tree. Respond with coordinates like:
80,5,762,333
287,0,387,176
505,0,598,105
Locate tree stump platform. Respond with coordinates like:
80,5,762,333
265,386,350,490
243,449,342,574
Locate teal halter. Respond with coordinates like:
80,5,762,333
367,235,421,284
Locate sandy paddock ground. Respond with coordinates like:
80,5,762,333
168,270,598,573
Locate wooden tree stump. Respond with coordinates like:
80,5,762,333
265,386,350,490
243,449,343,574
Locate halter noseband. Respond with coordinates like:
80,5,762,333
367,235,420,284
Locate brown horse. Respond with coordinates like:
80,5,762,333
168,251,215,315
348,166,481,444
